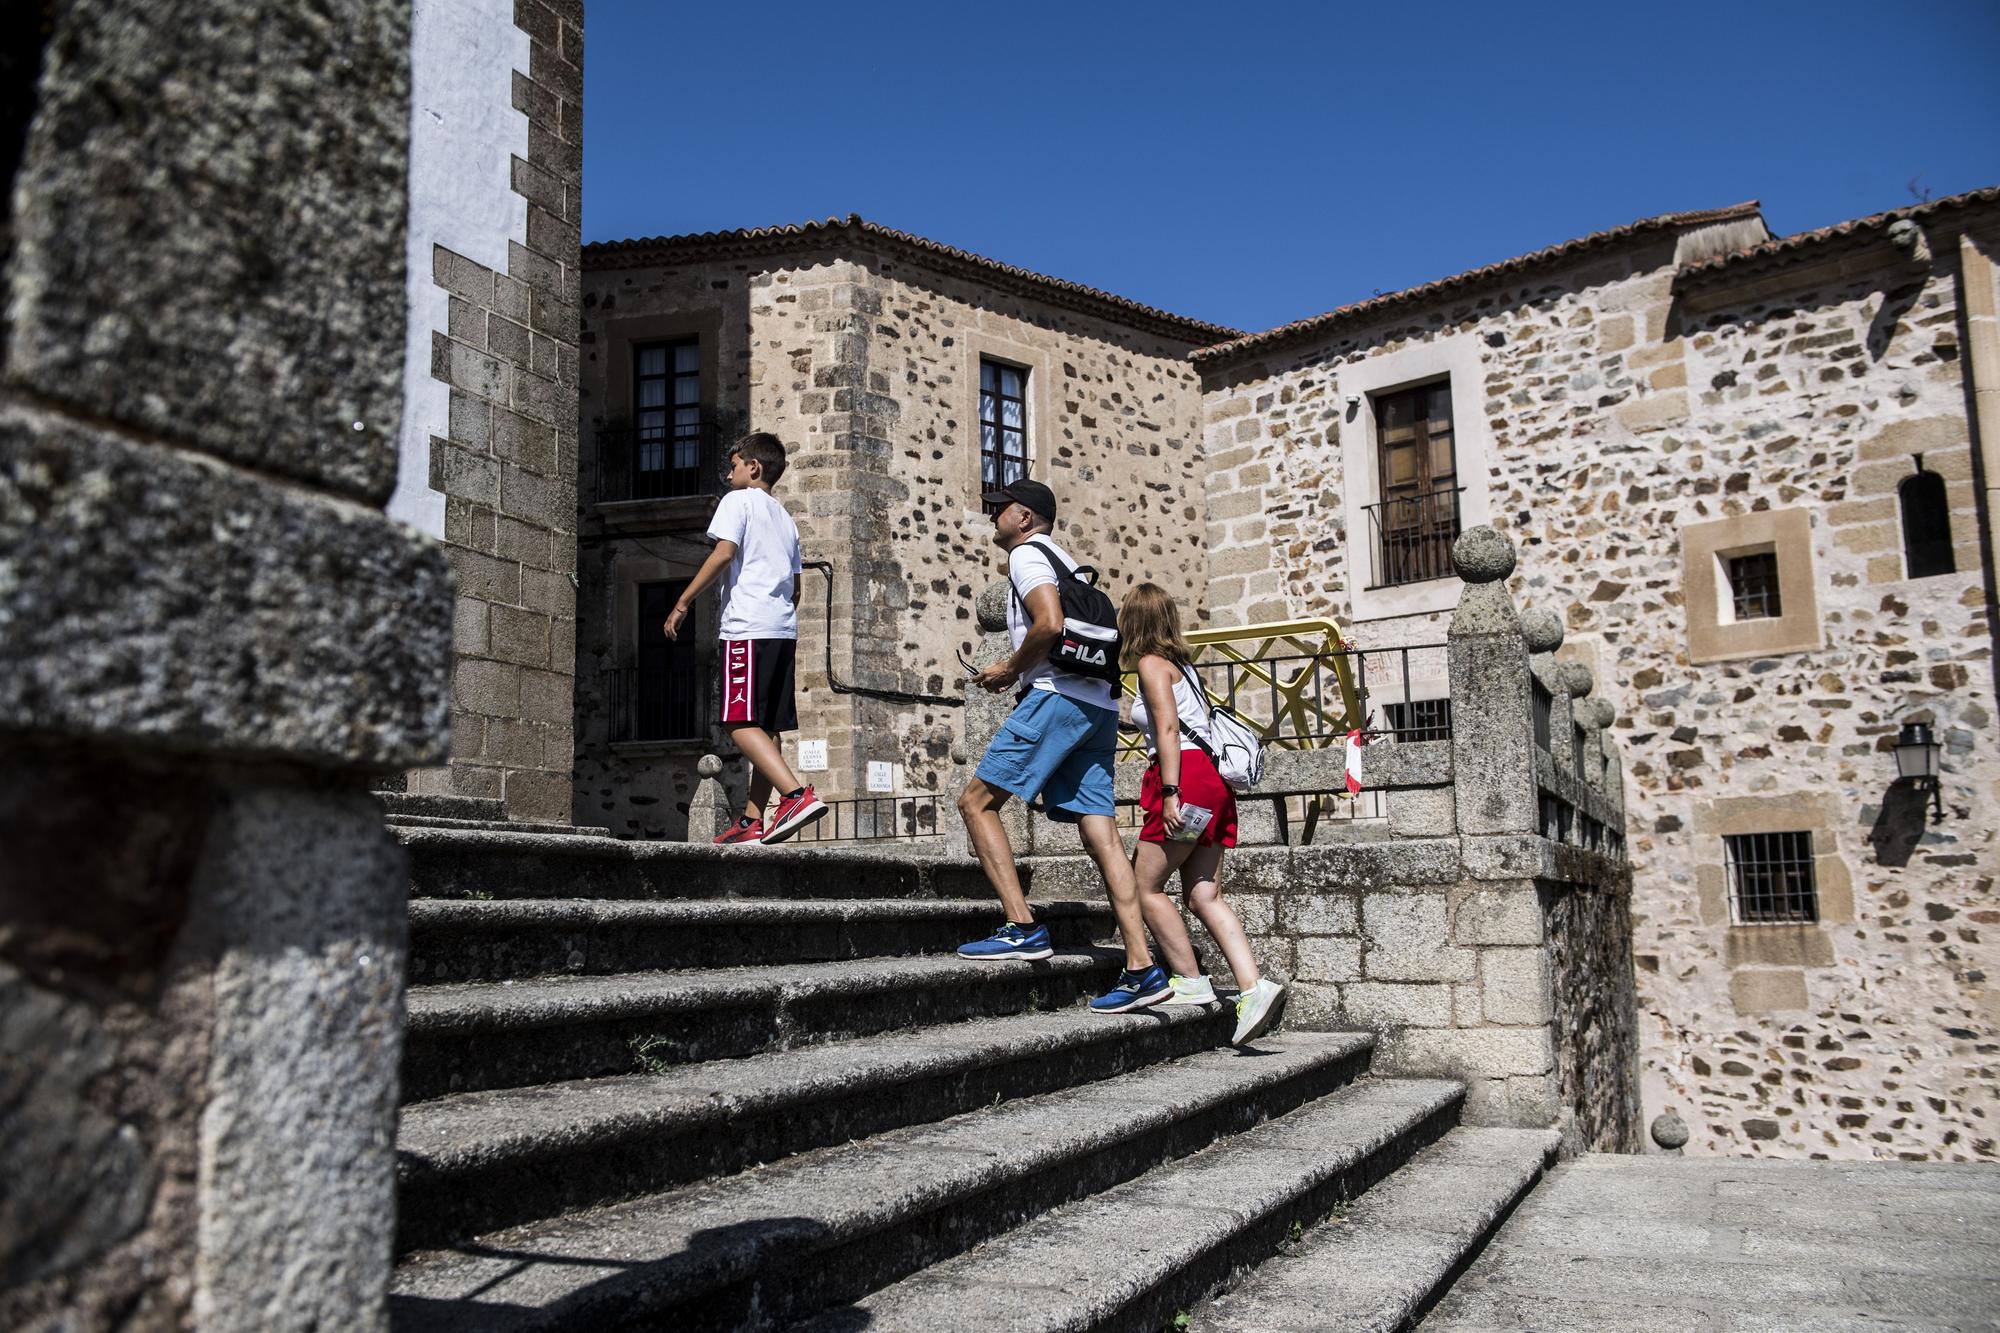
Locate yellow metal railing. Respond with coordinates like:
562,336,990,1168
1116,617,1364,761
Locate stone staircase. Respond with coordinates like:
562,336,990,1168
386,827,1559,1332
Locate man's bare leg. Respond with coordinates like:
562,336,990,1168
1076,814,1154,972
957,777,1033,925
724,724,802,822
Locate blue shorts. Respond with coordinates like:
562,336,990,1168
974,689,1119,822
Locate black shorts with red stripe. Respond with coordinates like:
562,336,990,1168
719,638,799,734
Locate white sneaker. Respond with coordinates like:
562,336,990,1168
1161,974,1218,1006
1232,978,1288,1046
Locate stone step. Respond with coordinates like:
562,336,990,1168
389,1034,1387,1331
388,813,614,836
402,950,1126,1101
792,1077,1466,1333
1193,1127,1561,1332
408,897,1118,984
399,826,1045,902
395,1003,1269,1253
378,791,510,822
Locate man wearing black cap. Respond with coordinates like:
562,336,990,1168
954,478,1171,1014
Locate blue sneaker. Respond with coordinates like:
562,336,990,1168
957,922,1054,961
1090,965,1172,1014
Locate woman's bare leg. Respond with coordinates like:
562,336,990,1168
1132,837,1203,977
1182,845,1262,989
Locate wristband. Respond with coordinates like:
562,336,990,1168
1159,784,1180,797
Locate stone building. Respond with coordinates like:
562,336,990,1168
578,190,1999,1164
572,218,1235,835
1193,188,2000,1162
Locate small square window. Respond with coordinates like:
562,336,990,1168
1724,831,1818,924
1726,552,1781,620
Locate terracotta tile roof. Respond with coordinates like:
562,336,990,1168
1188,201,1765,368
584,214,1242,345
1677,184,2000,284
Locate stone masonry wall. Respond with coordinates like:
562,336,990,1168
1,2,452,1326
575,244,1210,835
1198,218,1999,1160
411,0,583,823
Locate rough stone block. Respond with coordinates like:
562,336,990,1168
1342,981,1452,1028
1729,968,1808,1015
504,768,572,824
1295,936,1361,983
1278,893,1357,936
8,0,413,503
1480,947,1553,1025
0,404,451,768
1455,886,1545,945
489,605,551,668
1724,925,1834,968
1387,785,1456,837
1375,1025,1555,1081
188,784,407,1326
1363,892,1477,982
453,659,520,718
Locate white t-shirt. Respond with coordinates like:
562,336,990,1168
706,488,802,640
1006,538,1119,713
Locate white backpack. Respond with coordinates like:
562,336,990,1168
1179,664,1265,793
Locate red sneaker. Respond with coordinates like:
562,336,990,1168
712,819,765,846
760,786,827,844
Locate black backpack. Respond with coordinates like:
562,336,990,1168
1010,538,1123,684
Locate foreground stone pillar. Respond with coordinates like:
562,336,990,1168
0,3,449,1328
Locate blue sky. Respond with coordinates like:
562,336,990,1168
583,0,2000,334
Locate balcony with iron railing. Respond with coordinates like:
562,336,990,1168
603,660,706,745
591,417,728,508
1363,487,1464,589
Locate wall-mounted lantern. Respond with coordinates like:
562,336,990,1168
1893,720,1944,822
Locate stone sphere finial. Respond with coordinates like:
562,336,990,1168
1451,526,1516,584
1650,1113,1690,1151
1560,660,1595,698
1583,697,1616,729
697,753,723,778
1520,607,1565,654
976,582,1010,632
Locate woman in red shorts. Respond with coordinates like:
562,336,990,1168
1120,583,1287,1046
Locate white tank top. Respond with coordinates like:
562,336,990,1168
1128,660,1214,755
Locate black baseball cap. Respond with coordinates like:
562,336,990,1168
983,477,1057,524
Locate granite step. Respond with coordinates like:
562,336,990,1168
1194,1127,1561,1332
402,950,1126,1100
791,1077,1467,1333
389,1034,1384,1331
399,826,1003,902
396,1002,1265,1252
407,897,1117,984
378,791,508,822
388,812,614,836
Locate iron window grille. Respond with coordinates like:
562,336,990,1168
1727,552,1782,620
1381,698,1453,744
1899,465,1955,578
1723,831,1819,924
980,359,1028,513
608,580,705,742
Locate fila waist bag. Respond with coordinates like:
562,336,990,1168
1014,538,1123,684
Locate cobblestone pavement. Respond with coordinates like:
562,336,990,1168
1423,1154,2000,1331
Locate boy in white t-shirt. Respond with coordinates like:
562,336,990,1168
664,433,825,844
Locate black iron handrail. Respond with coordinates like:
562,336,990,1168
603,662,705,743
593,419,726,504
1363,487,1464,589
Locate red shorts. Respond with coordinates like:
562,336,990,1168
1138,747,1238,847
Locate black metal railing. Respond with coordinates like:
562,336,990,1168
603,662,705,743
592,419,726,505
1364,487,1463,588
1380,698,1453,744
787,793,946,843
